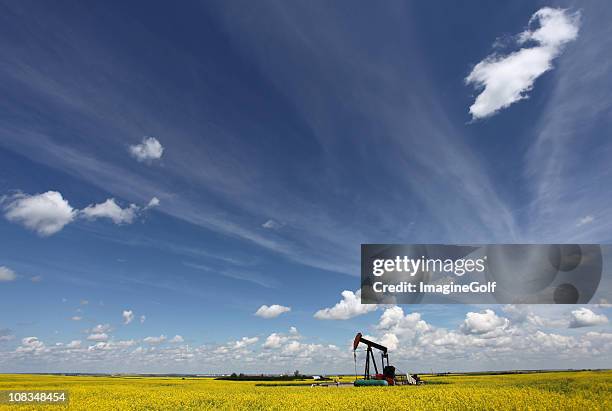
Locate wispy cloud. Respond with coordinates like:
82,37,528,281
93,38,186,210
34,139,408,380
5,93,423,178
524,3,612,243
0,0,522,277
576,215,594,227
183,262,278,289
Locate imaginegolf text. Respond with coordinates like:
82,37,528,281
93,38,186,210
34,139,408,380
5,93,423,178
372,281,497,295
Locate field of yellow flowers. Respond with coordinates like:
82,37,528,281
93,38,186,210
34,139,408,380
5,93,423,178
0,370,610,410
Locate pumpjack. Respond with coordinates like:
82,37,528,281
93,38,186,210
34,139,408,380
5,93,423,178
352,332,421,386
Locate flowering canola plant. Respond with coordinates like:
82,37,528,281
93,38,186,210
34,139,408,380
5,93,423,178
0,371,610,410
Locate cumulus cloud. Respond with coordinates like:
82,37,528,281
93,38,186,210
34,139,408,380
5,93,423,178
88,340,137,352
81,199,140,224
2,191,159,235
314,290,377,320
262,328,301,350
376,306,430,334
233,336,258,349
3,313,612,374
214,336,260,355
596,299,612,308
0,329,14,342
143,335,167,344
466,7,580,119
66,340,81,349
262,333,286,349
2,191,76,236
279,340,332,357
146,197,160,208
86,333,109,342
460,309,510,335
89,324,112,334
16,337,47,354
502,305,570,328
377,333,400,351
79,197,159,224
0,266,17,282
129,137,164,162
122,310,134,325
569,308,609,328
169,335,184,343
365,307,432,352
254,304,291,319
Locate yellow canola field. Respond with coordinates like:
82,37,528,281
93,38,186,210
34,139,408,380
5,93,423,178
0,370,610,410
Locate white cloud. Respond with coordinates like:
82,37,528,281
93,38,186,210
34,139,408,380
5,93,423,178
115,340,137,348
122,310,134,325
466,8,580,119
262,333,286,349
140,315,146,324
576,215,594,227
90,324,111,334
3,311,612,373
16,337,47,354
66,340,81,349
367,307,432,353
0,329,14,342
262,219,282,229
314,290,377,320
502,305,570,328
86,333,109,342
81,199,139,224
378,333,400,351
0,266,17,282
254,304,291,319
143,335,167,344
569,308,609,328
232,336,258,349
3,191,159,235
2,191,76,236
146,197,160,208
71,316,82,321
169,335,184,343
596,299,612,309
213,336,260,355
376,306,430,335
460,309,510,335
129,137,164,162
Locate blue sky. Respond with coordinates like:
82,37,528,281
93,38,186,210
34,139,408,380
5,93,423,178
1,0,611,373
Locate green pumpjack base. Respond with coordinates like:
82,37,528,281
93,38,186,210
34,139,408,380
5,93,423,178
353,379,389,386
